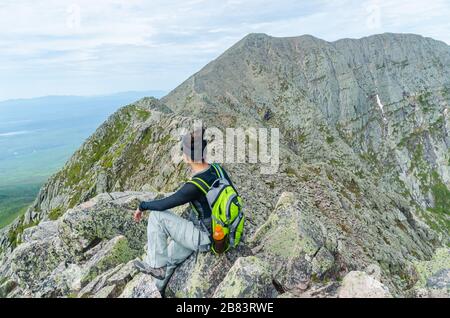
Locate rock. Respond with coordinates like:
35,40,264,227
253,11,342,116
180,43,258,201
311,248,335,279
250,192,331,292
365,264,382,281
278,282,339,298
42,262,84,296
299,282,340,298
0,192,155,297
414,287,449,298
22,221,59,243
36,232,136,296
80,235,135,286
0,279,17,298
106,260,139,286
78,260,138,298
213,256,278,298
412,248,450,297
338,271,392,298
166,252,232,298
78,265,121,298
93,285,116,298
59,197,148,254
118,273,161,298
426,269,450,290
96,171,109,194
2,236,69,293
23,210,38,225
6,287,28,298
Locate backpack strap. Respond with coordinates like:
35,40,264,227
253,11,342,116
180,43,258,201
211,163,224,179
212,163,240,196
229,208,244,248
187,177,210,195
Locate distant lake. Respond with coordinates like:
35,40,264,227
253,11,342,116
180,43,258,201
0,130,34,137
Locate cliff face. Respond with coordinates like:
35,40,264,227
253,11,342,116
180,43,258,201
0,33,449,298
163,33,450,238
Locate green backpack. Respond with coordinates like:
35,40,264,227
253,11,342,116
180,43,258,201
188,163,244,254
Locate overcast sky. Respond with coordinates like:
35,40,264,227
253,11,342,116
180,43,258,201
1,0,449,101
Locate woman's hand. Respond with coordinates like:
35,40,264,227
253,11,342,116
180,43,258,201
133,208,143,223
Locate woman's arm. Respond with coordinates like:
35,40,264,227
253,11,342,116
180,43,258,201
139,182,203,211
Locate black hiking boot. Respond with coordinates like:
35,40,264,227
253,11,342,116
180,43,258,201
133,260,166,280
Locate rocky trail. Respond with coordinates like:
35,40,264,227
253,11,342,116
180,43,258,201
0,191,447,298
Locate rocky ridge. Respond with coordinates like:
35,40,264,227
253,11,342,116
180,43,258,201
0,32,449,298
1,191,447,298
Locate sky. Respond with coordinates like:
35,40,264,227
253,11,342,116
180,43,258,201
1,0,449,101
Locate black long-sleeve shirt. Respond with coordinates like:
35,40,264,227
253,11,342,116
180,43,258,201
139,182,202,211
139,164,233,220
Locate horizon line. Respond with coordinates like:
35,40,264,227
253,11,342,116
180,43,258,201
0,89,169,104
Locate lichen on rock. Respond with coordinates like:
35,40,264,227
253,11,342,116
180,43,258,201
213,256,278,298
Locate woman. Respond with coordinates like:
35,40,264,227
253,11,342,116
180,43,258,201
133,128,235,281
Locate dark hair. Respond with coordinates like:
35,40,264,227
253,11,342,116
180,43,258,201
181,128,207,162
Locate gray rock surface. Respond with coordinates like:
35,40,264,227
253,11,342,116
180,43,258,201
338,271,393,298
213,256,278,298
411,248,450,297
165,251,233,298
0,193,150,298
118,273,161,298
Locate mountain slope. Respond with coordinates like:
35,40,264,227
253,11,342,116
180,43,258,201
163,32,450,239
0,33,449,298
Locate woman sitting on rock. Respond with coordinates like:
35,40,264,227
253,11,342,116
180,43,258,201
133,128,236,286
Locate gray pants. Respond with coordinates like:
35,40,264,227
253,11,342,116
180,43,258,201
146,210,211,268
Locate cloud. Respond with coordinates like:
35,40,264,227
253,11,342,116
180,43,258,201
0,0,449,100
